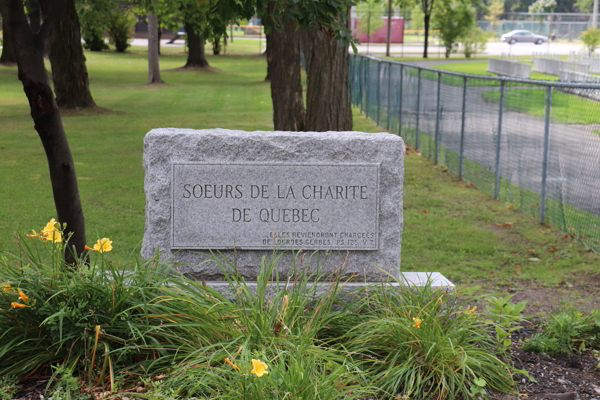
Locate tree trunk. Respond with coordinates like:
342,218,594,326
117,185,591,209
157,24,162,55
184,22,209,68
264,32,270,81
0,0,87,264
0,13,17,64
213,34,221,55
27,0,41,34
302,27,352,132
148,12,162,83
267,10,305,131
40,0,95,109
423,13,430,58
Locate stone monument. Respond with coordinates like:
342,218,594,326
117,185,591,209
142,128,453,289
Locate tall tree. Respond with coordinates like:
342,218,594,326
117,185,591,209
420,0,436,58
302,16,352,131
39,0,95,109
267,5,305,131
148,9,162,83
0,13,17,63
0,0,87,263
434,0,475,57
184,20,209,68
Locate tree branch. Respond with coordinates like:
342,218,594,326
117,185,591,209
35,0,67,51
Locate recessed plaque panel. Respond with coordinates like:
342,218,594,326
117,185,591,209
171,163,380,250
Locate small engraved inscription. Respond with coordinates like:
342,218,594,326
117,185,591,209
171,163,380,250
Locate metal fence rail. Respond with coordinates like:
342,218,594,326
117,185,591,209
350,54,600,250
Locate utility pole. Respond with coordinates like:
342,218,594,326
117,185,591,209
594,0,598,28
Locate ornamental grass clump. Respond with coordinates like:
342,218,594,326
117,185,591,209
0,220,235,390
165,252,376,400
338,278,518,400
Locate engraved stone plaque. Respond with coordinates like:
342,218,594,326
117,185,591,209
171,163,380,250
143,128,403,281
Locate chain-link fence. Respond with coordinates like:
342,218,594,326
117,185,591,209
350,54,600,250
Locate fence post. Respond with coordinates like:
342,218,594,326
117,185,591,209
540,86,552,225
377,60,382,126
398,64,404,136
359,57,364,114
416,68,421,151
459,76,468,180
387,61,392,131
494,80,505,199
366,59,370,119
435,72,442,165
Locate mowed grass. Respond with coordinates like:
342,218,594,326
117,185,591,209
1,48,598,301
481,87,600,124
430,60,558,81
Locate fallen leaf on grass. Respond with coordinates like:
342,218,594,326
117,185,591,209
507,205,514,209
531,204,538,207
422,210,429,214
528,257,540,262
547,246,557,252
495,222,514,228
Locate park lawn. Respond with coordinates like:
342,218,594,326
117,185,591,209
1,49,598,305
128,37,266,56
481,87,600,124
431,60,559,81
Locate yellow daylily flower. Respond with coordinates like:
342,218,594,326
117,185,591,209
86,238,113,253
11,302,28,309
42,218,58,234
42,230,62,243
18,290,28,301
466,306,477,315
251,359,269,377
3,284,12,292
412,317,422,329
26,230,41,239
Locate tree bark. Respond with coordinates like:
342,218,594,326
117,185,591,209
148,12,162,83
40,0,96,109
268,11,305,131
264,32,270,81
184,21,209,68
27,0,41,34
423,13,430,58
213,34,221,55
302,27,352,132
0,0,87,264
0,12,17,64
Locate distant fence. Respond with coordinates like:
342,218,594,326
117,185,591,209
350,54,600,250
568,51,600,73
488,58,531,79
532,55,590,76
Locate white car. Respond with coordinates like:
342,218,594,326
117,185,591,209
501,30,548,45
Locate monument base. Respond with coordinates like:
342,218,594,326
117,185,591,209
205,272,455,300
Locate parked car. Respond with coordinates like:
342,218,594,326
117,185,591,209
501,30,548,45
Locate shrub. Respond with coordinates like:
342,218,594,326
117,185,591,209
582,28,600,54
78,2,109,51
524,308,600,355
107,8,135,53
460,27,490,58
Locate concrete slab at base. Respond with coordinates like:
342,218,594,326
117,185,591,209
206,272,455,300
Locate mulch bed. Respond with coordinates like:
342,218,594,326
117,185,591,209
501,324,600,400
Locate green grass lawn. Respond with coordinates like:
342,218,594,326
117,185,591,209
431,61,558,81
1,48,598,310
481,88,600,124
